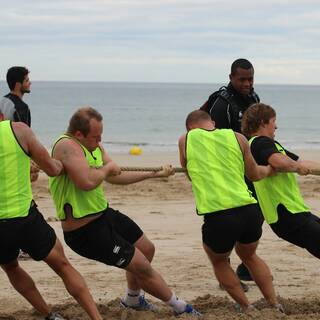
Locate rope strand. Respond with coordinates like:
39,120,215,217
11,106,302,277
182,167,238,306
120,166,186,173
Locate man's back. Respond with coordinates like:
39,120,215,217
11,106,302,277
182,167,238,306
0,120,32,219
186,128,256,214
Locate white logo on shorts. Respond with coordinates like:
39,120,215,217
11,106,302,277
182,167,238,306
116,258,126,266
113,245,121,254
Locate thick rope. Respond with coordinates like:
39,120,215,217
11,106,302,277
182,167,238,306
310,169,320,176
120,166,186,173
119,166,320,176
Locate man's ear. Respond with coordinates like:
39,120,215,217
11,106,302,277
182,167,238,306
0,113,4,121
74,130,84,140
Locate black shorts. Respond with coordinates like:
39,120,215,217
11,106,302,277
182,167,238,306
63,207,143,269
202,204,263,254
0,205,57,264
270,204,320,258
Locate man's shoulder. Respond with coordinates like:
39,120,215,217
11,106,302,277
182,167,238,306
207,86,233,108
0,95,15,119
0,94,13,105
251,136,276,153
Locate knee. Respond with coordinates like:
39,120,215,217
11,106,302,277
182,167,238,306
1,260,19,274
143,241,155,262
136,237,155,262
240,254,255,266
132,256,154,279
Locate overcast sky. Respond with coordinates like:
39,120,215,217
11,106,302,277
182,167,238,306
1,0,320,84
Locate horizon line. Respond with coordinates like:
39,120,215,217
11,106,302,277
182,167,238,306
0,79,318,86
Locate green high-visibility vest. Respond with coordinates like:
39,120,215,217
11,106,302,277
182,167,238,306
250,137,309,224
0,120,32,219
186,128,256,215
49,135,108,220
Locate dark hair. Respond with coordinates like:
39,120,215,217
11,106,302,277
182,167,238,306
185,110,211,131
6,66,29,90
231,59,253,75
67,107,103,136
241,103,276,137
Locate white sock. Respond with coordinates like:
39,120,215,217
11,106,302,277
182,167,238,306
166,294,187,313
123,288,141,306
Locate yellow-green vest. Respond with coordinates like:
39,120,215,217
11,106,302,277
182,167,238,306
186,128,256,215
0,120,32,219
49,135,108,220
250,137,309,224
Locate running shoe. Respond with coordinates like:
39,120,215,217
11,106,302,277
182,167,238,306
234,303,255,313
174,304,202,318
45,312,66,320
273,303,285,313
120,294,155,311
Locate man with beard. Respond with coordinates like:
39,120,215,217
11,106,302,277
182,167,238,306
0,66,32,126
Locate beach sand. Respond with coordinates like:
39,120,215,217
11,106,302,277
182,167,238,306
1,150,320,319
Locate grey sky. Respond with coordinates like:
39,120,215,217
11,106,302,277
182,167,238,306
1,0,320,84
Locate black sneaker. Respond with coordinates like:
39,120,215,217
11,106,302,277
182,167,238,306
236,263,253,281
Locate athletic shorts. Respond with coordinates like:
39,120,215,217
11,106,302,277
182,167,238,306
0,205,57,264
63,207,143,269
270,204,320,258
202,203,263,254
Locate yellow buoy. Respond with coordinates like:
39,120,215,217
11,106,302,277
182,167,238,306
129,146,142,155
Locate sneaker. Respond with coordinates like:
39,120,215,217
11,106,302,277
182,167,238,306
45,312,66,320
234,303,255,313
120,294,155,311
174,304,202,318
236,263,253,281
273,303,285,314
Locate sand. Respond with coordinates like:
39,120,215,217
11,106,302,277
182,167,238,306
1,150,320,319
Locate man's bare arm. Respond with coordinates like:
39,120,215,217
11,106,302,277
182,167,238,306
178,134,191,180
13,122,62,177
268,153,310,175
53,140,120,190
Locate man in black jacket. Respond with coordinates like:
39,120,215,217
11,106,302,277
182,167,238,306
201,58,259,132
200,58,260,287
0,66,31,126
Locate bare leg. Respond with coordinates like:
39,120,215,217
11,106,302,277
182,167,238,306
126,234,155,291
203,243,250,309
235,241,277,306
1,260,50,316
44,239,102,320
124,247,172,301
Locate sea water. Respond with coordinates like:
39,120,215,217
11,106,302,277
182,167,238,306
0,81,318,152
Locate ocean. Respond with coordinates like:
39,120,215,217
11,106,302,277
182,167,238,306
0,81,318,152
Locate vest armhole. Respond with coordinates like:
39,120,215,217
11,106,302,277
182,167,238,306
10,121,30,157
